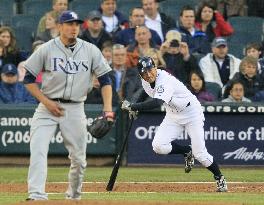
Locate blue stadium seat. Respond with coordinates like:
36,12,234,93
70,0,100,19
229,16,264,32
23,0,52,16
227,16,264,58
11,14,40,33
205,82,222,100
0,0,16,25
228,42,245,59
13,26,34,52
118,1,142,18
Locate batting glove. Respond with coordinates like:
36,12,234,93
121,100,138,120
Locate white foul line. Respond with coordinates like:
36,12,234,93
48,181,264,184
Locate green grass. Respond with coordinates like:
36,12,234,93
0,167,263,183
0,167,264,205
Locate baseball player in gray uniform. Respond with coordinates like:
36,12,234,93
23,11,114,200
122,56,228,192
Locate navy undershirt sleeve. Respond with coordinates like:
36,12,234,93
23,70,36,84
98,73,112,87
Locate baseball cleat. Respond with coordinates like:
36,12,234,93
184,150,194,173
215,175,228,192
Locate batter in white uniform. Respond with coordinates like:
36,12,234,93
23,11,114,200
121,56,227,192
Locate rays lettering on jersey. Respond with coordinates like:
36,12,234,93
52,58,89,74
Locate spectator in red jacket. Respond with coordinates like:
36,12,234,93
195,1,233,42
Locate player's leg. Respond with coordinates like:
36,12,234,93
186,119,227,192
152,116,190,155
28,107,58,200
60,103,87,200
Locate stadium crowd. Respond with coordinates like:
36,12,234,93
0,0,264,104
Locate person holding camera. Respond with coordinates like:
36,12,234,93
160,30,200,85
195,1,234,43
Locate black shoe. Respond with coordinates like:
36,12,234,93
26,198,34,201
184,150,194,173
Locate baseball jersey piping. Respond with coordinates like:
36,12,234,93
54,39,71,100
69,41,83,100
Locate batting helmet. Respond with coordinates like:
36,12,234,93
137,56,155,75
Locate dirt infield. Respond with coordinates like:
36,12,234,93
1,182,264,193
12,201,243,205
2,182,263,205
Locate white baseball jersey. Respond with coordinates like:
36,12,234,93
142,69,203,116
143,69,213,167
24,37,112,102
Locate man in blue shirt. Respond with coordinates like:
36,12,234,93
0,64,37,104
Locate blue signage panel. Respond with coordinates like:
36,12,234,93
127,112,264,165
0,104,119,155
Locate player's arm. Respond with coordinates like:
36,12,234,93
98,73,115,120
23,71,64,117
130,98,164,111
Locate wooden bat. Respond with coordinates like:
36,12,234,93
106,117,134,191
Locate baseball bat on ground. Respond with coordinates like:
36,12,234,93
106,116,134,191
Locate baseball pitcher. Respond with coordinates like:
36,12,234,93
23,11,114,200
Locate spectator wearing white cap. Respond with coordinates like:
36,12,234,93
80,10,112,50
160,30,200,84
199,37,241,88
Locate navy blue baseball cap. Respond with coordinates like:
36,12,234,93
58,10,84,24
1,64,18,75
137,56,155,74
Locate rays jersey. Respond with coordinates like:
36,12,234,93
24,37,111,102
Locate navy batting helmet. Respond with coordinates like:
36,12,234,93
137,56,155,74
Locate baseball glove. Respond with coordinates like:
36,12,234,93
88,112,115,139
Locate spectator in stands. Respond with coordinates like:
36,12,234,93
126,25,158,68
145,47,165,67
36,11,60,42
109,44,127,101
178,5,211,57
0,64,37,104
101,41,113,65
114,7,162,46
98,0,129,35
199,37,240,88
245,42,264,76
0,40,4,75
227,56,264,100
142,0,176,42
195,1,233,43
17,40,45,83
222,80,251,102
37,0,68,35
80,10,112,50
208,0,247,18
160,30,200,84
188,70,215,102
0,26,22,67
85,74,119,105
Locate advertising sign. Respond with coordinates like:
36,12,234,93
127,111,264,165
0,104,119,155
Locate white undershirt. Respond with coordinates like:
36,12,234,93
102,15,118,33
145,13,164,42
